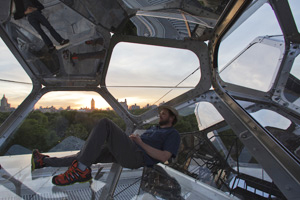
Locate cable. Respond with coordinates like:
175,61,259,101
152,66,200,105
106,85,194,89
0,78,31,85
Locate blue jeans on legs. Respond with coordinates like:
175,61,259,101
27,10,64,47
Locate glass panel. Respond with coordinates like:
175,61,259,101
237,98,300,161
220,42,281,91
291,54,300,80
124,1,229,40
288,0,300,31
284,53,300,107
106,42,200,110
181,100,275,198
136,10,215,28
194,101,223,130
251,109,300,160
218,3,283,71
0,38,32,113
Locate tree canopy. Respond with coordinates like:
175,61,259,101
1,109,198,154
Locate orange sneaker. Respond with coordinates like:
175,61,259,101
31,149,49,171
52,160,92,186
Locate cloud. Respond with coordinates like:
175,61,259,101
107,42,200,87
0,39,31,83
220,42,281,91
218,3,283,70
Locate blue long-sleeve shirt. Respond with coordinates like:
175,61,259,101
136,126,180,166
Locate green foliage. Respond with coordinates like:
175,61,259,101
129,107,151,115
3,109,199,154
11,118,57,151
54,115,69,137
174,114,199,133
28,110,48,125
60,110,78,123
0,112,11,125
65,123,89,140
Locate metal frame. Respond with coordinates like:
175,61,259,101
1,0,299,199
210,0,300,199
0,24,212,200
101,34,212,128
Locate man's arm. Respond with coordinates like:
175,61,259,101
129,134,172,163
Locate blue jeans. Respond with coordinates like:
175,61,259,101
27,10,64,47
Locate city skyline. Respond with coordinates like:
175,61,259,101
0,93,157,112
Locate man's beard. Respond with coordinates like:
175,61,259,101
159,119,169,126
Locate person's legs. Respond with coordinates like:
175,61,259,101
28,13,53,47
31,150,79,170
52,118,144,186
35,11,65,44
43,153,78,167
77,118,144,169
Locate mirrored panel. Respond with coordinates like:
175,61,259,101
124,0,229,40
7,0,108,83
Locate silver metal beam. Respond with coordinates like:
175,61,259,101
209,0,300,199
99,163,123,200
0,84,43,152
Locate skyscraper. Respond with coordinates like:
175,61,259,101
0,95,11,112
91,98,95,110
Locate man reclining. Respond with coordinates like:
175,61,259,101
31,105,181,186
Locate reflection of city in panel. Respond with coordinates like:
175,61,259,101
0,0,299,200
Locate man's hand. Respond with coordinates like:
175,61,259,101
129,134,143,145
129,133,172,163
24,7,37,15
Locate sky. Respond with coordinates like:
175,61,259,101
0,1,299,111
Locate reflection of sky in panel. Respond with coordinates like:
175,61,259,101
195,102,224,130
220,43,280,91
251,109,291,130
218,3,282,71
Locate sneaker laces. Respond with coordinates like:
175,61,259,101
63,164,82,181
